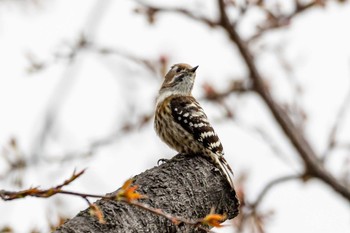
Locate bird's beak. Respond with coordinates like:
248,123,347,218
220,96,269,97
190,65,199,73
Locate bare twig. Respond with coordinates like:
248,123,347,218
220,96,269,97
134,0,218,27
27,40,160,77
252,127,297,168
0,169,86,200
322,89,350,161
42,112,153,163
30,0,113,162
202,80,252,101
273,44,306,130
134,0,350,203
216,0,350,202
248,0,321,43
200,80,252,118
91,45,159,75
250,174,301,209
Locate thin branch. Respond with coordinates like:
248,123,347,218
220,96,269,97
252,127,297,168
250,174,301,209
322,89,350,161
274,44,306,130
248,0,321,43
200,80,252,118
334,142,350,151
216,0,350,202
134,0,218,27
42,112,153,164
202,80,252,101
0,169,86,200
91,44,159,75
27,41,159,77
30,0,113,162
134,0,350,202
293,0,320,18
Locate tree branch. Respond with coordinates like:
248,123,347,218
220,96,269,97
250,174,301,209
53,154,239,232
133,0,350,202
322,88,350,161
216,0,350,202
135,0,218,27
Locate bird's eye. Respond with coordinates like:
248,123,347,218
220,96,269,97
175,73,185,82
176,67,182,73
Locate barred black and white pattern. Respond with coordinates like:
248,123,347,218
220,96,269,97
170,96,224,156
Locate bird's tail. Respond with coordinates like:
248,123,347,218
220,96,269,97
213,154,240,216
214,155,235,190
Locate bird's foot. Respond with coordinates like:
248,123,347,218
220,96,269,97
168,153,185,162
172,152,198,161
157,158,170,165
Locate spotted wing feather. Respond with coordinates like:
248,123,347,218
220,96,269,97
170,96,235,189
170,96,224,156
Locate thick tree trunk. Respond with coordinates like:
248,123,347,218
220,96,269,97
54,154,239,233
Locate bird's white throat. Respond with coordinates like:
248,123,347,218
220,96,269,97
156,90,189,106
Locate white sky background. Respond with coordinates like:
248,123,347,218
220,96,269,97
0,0,350,232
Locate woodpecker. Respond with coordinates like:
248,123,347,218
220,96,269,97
154,63,235,189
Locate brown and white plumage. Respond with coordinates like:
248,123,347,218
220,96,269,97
154,63,235,189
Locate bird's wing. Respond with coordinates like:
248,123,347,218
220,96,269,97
170,95,224,156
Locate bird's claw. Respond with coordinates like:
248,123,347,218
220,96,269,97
157,158,170,165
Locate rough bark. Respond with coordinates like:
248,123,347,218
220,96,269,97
54,153,239,233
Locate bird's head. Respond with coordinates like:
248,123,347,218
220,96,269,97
159,63,199,96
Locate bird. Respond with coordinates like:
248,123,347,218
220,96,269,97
154,63,235,189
